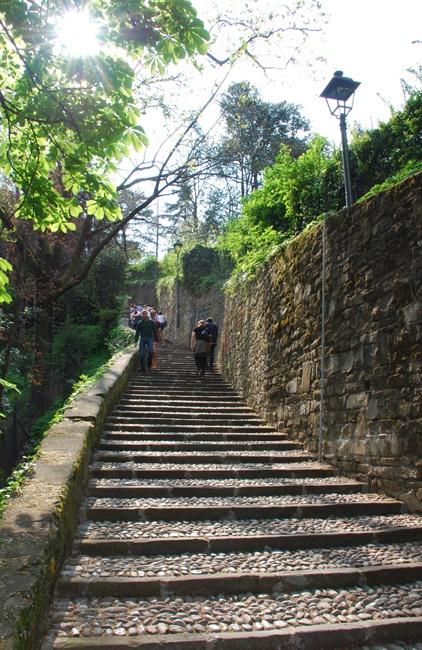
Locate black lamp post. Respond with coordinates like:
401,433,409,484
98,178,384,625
320,71,360,208
174,240,183,328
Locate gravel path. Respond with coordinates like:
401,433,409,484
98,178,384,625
49,582,422,638
79,514,422,540
62,542,422,579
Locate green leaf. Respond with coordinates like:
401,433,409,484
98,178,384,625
69,204,82,218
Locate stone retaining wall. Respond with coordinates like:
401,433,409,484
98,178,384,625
220,173,422,508
0,349,137,650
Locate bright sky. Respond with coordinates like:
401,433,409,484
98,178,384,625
259,0,421,143
137,0,421,155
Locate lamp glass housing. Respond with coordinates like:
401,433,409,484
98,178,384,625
320,71,360,118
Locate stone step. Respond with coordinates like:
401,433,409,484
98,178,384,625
119,397,244,406
61,541,422,582
122,392,242,401
43,593,422,647
57,563,422,599
128,379,232,387
83,497,401,522
110,405,262,422
108,414,265,424
76,515,422,554
43,344,422,650
129,370,234,384
101,431,290,441
105,423,278,433
114,405,254,414
98,441,302,452
91,462,335,480
124,386,239,395
43,619,422,649
93,451,314,464
87,478,365,498
77,521,422,557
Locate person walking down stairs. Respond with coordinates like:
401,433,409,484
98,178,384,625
191,319,210,378
134,309,155,371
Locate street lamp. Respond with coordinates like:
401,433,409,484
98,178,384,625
174,240,183,328
320,71,360,208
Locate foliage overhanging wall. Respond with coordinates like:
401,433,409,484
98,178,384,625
220,172,422,506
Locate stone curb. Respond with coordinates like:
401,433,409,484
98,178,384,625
0,349,137,650
84,500,402,522
78,525,422,556
44,616,422,649
57,562,422,599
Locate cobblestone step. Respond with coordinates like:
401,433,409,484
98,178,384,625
77,523,422,557
123,389,242,398
61,542,422,581
57,563,422,599
87,477,365,498
108,414,266,425
114,405,254,413
61,540,422,578
105,423,278,433
83,498,400,523
119,397,244,405
43,588,422,647
79,514,422,550
101,431,289,441
82,497,401,522
93,451,314,464
98,440,302,452
91,461,336,479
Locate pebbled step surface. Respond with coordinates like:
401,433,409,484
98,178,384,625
48,582,422,638
62,542,422,579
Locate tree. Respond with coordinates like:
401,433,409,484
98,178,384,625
215,82,310,197
0,0,209,300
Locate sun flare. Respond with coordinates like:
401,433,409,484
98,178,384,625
54,9,100,57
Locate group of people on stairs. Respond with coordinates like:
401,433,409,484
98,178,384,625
131,300,219,378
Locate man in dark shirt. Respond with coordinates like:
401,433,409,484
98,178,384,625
134,310,155,371
205,317,218,371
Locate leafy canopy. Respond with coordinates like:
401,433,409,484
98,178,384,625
0,0,209,230
0,0,209,301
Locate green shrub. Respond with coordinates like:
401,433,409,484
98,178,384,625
0,351,116,517
52,324,102,363
357,161,422,202
105,326,134,354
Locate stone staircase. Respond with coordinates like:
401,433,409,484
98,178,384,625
43,345,422,649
